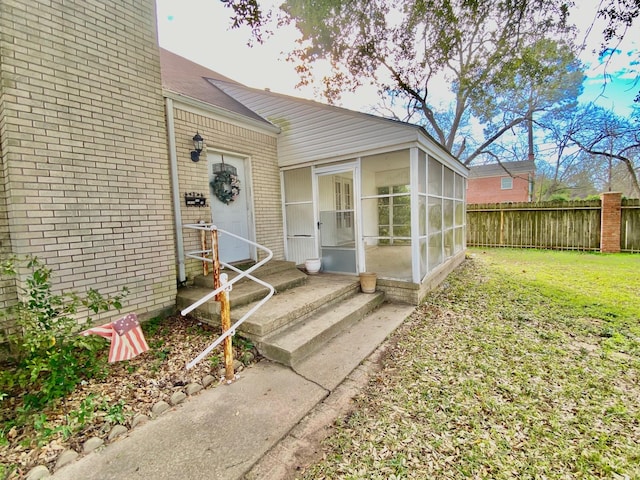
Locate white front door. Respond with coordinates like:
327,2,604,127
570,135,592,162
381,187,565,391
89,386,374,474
208,153,253,263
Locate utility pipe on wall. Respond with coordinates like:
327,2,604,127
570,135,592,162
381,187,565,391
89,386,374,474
165,97,187,283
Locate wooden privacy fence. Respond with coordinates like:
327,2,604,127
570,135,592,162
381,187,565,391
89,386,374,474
467,194,640,253
622,198,640,252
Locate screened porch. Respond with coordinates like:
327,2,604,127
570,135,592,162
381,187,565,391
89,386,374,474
281,147,466,285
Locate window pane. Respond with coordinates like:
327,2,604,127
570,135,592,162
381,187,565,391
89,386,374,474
501,177,513,189
393,185,410,194
378,206,390,225
420,237,427,279
455,201,464,226
394,204,411,220
428,196,442,232
455,173,465,200
444,229,454,258
428,233,443,271
362,198,380,240
428,157,442,195
394,225,411,237
419,195,426,236
443,167,454,198
418,151,427,194
443,199,454,229
454,227,464,253
394,194,410,205
284,168,312,202
286,204,314,236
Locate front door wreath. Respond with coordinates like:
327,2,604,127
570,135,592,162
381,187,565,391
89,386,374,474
210,171,241,205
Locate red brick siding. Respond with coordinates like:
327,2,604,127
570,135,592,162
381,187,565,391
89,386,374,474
467,176,531,204
600,192,622,253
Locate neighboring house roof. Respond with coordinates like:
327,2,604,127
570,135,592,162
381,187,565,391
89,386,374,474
159,48,273,127
209,79,464,173
469,160,535,179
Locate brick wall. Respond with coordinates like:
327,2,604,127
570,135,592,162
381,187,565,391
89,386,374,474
0,0,176,327
172,106,284,281
600,192,622,253
467,175,530,204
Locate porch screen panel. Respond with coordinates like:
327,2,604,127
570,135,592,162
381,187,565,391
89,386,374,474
361,153,412,281
426,157,465,270
428,156,442,195
283,168,315,265
454,173,466,253
443,166,455,198
442,167,456,259
418,151,427,279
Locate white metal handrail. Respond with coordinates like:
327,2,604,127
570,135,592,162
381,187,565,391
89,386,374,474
181,224,274,369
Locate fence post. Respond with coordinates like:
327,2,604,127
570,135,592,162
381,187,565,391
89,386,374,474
600,192,622,253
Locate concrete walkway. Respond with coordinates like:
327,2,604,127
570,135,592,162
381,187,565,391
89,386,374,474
51,303,415,480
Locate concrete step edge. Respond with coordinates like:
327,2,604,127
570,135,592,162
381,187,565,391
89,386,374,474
236,280,360,338
176,269,308,323
192,260,298,288
292,302,416,391
258,291,385,366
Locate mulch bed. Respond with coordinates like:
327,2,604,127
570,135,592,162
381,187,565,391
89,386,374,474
1,314,259,479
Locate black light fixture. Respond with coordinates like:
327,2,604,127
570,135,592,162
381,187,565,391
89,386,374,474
190,132,204,162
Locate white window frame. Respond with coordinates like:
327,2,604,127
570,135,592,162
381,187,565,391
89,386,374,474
501,177,513,190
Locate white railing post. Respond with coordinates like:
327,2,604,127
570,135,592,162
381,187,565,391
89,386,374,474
181,224,275,372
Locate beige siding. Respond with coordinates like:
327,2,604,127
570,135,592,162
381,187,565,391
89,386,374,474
212,83,420,167
0,0,176,327
171,106,284,281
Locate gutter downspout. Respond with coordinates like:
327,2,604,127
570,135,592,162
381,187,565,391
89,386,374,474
165,97,186,283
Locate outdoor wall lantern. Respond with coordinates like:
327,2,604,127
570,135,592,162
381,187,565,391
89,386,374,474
190,132,204,162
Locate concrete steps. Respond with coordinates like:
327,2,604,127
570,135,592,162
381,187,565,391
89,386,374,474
233,274,360,337
176,262,307,322
191,260,299,288
177,261,402,370
293,302,416,390
258,290,385,367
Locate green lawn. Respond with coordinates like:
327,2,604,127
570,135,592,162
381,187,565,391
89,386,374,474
300,249,640,479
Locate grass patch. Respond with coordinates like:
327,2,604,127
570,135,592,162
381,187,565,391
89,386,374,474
474,248,640,355
300,249,640,479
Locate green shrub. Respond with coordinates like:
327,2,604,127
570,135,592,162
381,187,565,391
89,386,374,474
0,256,127,410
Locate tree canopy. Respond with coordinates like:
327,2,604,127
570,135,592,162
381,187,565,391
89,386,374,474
598,0,640,102
279,0,578,165
220,0,268,42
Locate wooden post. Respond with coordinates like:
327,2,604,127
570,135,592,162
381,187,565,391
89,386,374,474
211,228,235,382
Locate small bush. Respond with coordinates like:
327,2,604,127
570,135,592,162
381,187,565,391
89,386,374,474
0,256,127,411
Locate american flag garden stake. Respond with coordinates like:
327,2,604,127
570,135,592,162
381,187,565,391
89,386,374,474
81,313,149,363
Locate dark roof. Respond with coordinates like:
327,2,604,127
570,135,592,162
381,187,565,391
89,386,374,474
469,160,535,178
159,48,270,125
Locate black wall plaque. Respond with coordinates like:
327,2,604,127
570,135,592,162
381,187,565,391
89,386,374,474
184,192,207,207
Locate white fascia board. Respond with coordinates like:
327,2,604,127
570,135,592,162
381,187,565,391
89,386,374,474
163,89,281,136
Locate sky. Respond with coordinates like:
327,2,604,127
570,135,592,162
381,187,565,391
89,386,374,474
155,0,639,118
